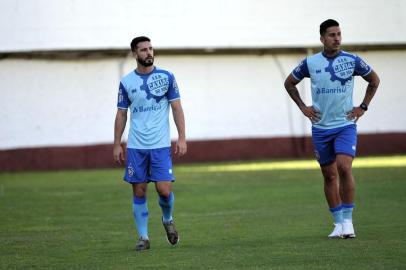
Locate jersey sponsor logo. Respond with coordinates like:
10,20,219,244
118,88,124,103
173,79,179,94
294,60,305,74
294,66,301,73
325,56,355,85
359,59,370,71
132,103,162,113
316,86,348,94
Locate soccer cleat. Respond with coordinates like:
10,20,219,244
328,223,343,238
162,219,179,245
135,238,150,251
342,221,356,239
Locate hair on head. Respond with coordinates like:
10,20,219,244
130,36,151,52
320,19,339,35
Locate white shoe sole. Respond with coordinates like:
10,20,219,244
166,236,180,246
328,234,343,239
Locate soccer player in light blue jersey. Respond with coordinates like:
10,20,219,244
113,36,187,251
284,19,380,238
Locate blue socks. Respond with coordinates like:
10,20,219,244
159,192,174,223
329,205,343,224
342,203,354,222
330,203,355,223
133,196,149,239
132,192,175,239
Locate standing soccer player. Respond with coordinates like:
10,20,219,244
113,36,187,251
284,19,380,238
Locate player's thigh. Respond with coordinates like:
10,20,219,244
334,124,357,158
124,148,150,183
312,128,336,165
149,147,175,181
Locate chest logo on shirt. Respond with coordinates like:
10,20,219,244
140,72,170,103
325,56,355,86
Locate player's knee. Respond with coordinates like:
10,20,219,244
134,188,146,198
157,188,171,198
323,174,337,184
132,183,147,197
337,162,352,176
158,190,171,198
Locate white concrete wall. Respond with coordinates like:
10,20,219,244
1,0,405,52
1,50,405,150
0,58,119,149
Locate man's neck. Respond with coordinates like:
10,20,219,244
323,48,340,58
136,65,154,74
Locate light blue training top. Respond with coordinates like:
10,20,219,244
292,50,372,129
117,66,180,149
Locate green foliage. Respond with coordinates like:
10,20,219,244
1,158,405,269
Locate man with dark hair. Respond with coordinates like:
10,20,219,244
130,36,151,53
319,19,339,35
284,19,380,238
114,36,187,251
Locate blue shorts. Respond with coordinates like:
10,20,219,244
312,124,357,166
124,147,174,183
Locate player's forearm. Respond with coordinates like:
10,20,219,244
361,71,380,106
114,113,127,145
285,85,307,110
362,78,379,106
172,107,186,140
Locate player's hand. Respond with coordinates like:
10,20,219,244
113,144,125,165
346,107,365,122
301,106,321,123
175,138,187,157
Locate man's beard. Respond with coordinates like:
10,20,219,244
138,57,154,67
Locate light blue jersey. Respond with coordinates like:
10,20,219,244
292,51,372,129
117,66,180,149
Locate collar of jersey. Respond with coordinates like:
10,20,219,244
134,66,156,76
322,50,342,59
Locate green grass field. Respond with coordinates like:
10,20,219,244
1,156,406,269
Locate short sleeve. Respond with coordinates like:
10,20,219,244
354,55,372,77
167,73,181,101
292,58,310,81
117,82,130,109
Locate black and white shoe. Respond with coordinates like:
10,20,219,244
162,219,179,245
135,237,150,251
328,223,343,238
342,221,356,239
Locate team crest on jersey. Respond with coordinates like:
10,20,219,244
140,72,170,103
325,55,355,86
